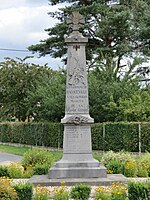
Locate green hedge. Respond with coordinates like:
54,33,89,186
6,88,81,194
92,122,138,152
141,123,150,152
0,122,149,152
0,122,63,148
92,122,150,152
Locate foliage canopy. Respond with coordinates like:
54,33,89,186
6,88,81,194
29,0,150,82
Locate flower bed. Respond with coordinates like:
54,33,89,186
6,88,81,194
0,177,150,200
101,151,150,178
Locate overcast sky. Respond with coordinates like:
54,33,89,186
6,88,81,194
0,0,66,69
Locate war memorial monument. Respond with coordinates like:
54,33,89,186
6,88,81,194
49,11,107,179
30,12,126,185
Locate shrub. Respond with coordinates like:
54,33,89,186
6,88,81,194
0,163,34,179
101,151,132,165
94,188,111,200
0,177,18,200
52,186,69,200
22,165,34,178
21,148,54,168
101,151,137,177
111,182,128,200
106,160,125,174
128,180,150,200
124,159,137,177
33,163,49,175
13,182,33,200
7,162,24,178
70,184,91,200
136,162,148,177
94,183,128,200
33,185,50,200
0,165,9,177
139,153,150,176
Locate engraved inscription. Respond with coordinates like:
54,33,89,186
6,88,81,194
64,126,91,153
66,89,89,113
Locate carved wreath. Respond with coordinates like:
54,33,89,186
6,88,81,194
66,115,89,125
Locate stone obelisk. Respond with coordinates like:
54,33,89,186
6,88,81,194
49,12,106,179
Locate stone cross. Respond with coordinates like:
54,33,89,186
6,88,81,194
49,11,107,179
66,11,85,31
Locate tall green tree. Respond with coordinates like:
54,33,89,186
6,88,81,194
28,0,150,122
29,0,150,80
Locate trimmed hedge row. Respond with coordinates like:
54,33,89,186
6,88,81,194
0,122,149,152
0,122,63,148
92,122,150,152
91,123,139,151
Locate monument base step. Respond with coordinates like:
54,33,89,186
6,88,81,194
48,165,107,179
29,174,127,186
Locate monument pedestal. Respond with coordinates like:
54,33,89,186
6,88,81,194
48,124,107,179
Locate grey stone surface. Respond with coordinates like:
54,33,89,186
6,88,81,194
49,166,107,179
0,152,22,163
30,174,127,186
49,11,107,179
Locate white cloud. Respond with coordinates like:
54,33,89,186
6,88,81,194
0,0,26,9
0,6,57,47
27,55,63,69
28,32,48,42
0,0,65,68
0,0,49,9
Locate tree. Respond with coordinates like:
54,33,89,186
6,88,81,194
28,0,150,122
26,69,66,122
29,0,150,80
88,67,141,122
0,57,149,123
118,87,150,121
0,57,54,122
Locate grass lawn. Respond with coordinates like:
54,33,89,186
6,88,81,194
0,144,30,156
0,144,103,161
0,144,63,161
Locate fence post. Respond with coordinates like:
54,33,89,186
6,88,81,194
103,123,105,153
138,123,141,157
